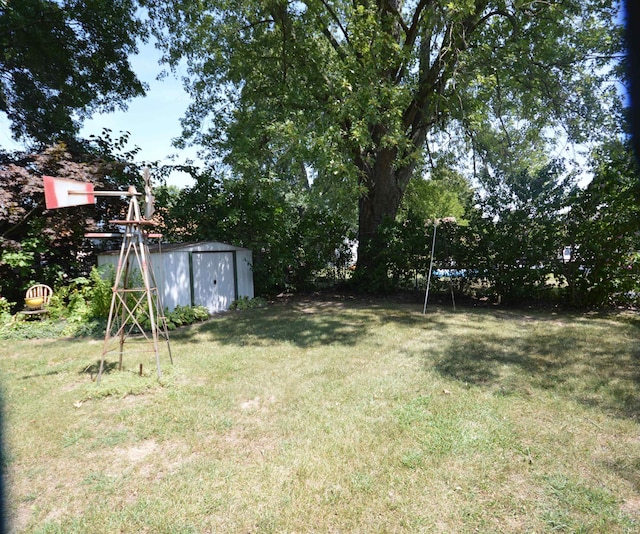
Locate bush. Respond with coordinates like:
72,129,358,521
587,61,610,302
163,305,210,330
229,296,267,310
45,265,114,323
89,265,114,318
0,296,15,325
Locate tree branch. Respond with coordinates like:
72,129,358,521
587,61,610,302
379,0,409,35
405,0,437,53
318,0,351,48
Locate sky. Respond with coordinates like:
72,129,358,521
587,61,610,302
0,41,199,189
79,41,200,189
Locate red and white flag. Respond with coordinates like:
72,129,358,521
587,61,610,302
43,176,95,209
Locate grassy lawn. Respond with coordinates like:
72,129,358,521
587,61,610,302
1,296,640,533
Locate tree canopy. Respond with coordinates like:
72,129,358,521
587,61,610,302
0,0,146,143
143,0,625,284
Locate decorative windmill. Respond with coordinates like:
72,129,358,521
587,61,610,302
43,169,172,382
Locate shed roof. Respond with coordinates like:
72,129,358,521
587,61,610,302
98,241,252,256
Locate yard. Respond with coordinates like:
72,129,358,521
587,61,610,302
1,296,639,532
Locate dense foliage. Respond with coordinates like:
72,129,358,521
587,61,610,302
0,135,144,309
373,141,640,307
0,0,146,142
159,172,354,292
564,140,640,306
143,0,625,284
0,1,637,309
464,161,576,304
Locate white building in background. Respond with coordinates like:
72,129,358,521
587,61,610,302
97,241,254,314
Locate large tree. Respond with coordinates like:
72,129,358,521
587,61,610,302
0,0,146,143
143,0,624,283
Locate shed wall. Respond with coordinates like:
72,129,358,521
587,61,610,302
236,250,255,300
97,242,253,314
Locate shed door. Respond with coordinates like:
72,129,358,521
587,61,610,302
192,252,235,313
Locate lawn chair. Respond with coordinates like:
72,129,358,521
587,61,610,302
21,284,53,317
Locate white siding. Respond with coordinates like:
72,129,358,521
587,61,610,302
236,249,254,299
97,241,254,314
155,251,191,311
192,251,235,313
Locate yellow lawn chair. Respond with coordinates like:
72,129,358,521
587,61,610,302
22,284,53,317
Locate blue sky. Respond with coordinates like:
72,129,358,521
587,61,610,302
79,41,199,188
0,41,199,189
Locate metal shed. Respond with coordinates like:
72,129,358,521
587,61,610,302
97,241,254,314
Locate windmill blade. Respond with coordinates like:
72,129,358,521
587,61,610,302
143,168,155,219
43,176,95,209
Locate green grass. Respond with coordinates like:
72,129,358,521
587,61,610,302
1,297,639,532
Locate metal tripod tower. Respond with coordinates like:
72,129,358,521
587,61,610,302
97,185,172,383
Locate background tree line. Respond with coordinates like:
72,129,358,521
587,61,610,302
0,0,638,309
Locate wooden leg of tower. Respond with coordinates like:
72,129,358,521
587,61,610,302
98,270,120,384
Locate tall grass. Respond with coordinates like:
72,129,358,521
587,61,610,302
1,297,639,532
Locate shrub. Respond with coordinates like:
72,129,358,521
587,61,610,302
0,296,15,325
164,305,210,330
139,305,210,331
89,265,114,318
229,296,267,311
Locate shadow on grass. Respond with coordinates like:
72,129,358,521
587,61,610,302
603,456,640,492
170,300,401,348
81,360,119,377
20,369,65,380
434,333,576,386
163,297,640,420
432,321,640,419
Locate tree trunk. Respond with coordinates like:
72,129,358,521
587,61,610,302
355,145,415,287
